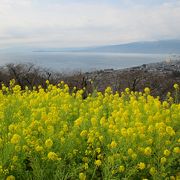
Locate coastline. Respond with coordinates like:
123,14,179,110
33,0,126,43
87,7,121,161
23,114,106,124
83,60,180,98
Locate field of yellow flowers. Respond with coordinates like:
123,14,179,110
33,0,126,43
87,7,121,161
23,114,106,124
0,80,179,180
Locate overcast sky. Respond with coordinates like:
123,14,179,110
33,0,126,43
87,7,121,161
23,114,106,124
0,0,180,49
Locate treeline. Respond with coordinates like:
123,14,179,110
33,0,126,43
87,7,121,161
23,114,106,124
0,63,179,100
0,63,93,97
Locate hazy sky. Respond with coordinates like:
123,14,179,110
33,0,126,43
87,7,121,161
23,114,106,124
0,0,180,48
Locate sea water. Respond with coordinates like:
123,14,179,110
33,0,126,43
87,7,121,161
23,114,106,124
0,51,175,72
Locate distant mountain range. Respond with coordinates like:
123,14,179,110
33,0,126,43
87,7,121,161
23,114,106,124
1,39,180,54
33,39,180,54
82,39,180,54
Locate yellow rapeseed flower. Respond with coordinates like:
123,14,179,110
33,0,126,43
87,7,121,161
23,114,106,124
94,160,102,167
173,147,180,154
110,141,117,148
160,157,167,165
79,173,86,180
173,83,179,89
83,163,88,170
144,87,150,94
125,88,130,93
138,162,145,170
80,130,88,137
128,148,133,155
162,101,169,108
10,134,21,144
45,138,53,148
35,145,43,152
47,152,60,161
121,128,127,137
119,165,125,172
149,167,157,175
131,153,137,160
166,126,175,136
95,148,101,154
144,147,152,156
164,149,171,157
6,175,15,180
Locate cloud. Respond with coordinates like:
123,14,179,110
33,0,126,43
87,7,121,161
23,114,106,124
0,0,180,48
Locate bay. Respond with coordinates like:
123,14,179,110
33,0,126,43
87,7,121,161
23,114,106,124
0,51,175,72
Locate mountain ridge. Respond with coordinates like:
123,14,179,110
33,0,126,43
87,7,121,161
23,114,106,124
1,39,180,54
79,39,180,54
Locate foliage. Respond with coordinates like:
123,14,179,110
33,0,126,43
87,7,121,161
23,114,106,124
0,80,179,180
